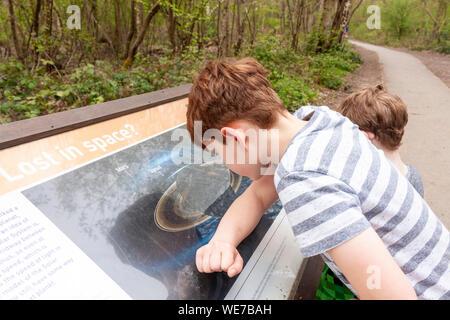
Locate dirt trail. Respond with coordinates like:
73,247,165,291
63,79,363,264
350,40,450,229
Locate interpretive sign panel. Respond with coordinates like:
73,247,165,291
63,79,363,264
0,90,304,300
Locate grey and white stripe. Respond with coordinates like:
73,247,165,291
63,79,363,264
406,164,425,198
274,106,450,300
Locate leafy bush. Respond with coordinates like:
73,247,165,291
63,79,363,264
311,48,361,90
1,36,361,123
247,36,361,103
0,56,201,123
271,76,317,111
383,0,417,40
349,0,449,53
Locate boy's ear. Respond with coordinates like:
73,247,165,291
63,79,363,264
362,130,376,141
220,127,247,150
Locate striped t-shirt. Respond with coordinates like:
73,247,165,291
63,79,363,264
406,164,424,198
274,106,450,300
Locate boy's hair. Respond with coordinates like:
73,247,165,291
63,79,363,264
336,84,408,150
187,58,286,148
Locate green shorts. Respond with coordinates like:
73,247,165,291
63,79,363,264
315,264,356,300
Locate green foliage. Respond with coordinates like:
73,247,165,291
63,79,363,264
245,36,360,110
383,0,417,40
271,76,317,110
247,36,316,110
0,54,207,123
1,33,361,122
350,0,449,53
311,48,362,90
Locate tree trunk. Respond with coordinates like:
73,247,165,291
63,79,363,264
335,0,352,47
310,0,322,33
44,0,53,37
286,0,305,51
435,0,448,43
85,0,99,40
234,0,246,55
5,0,23,61
29,0,42,63
349,0,363,21
324,0,351,51
218,0,231,57
31,0,42,39
181,17,198,52
316,0,333,52
125,0,137,58
244,2,257,47
124,2,161,68
113,0,122,53
167,0,177,53
423,0,448,44
217,0,222,57
138,1,144,30
92,0,98,40
197,4,206,51
83,0,115,55
43,0,54,68
230,0,236,46
222,0,231,56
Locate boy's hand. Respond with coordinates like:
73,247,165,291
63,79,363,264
196,240,244,278
194,175,278,279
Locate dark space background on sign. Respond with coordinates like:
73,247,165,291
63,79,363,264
22,125,282,299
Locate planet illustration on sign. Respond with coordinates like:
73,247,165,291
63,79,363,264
154,162,242,232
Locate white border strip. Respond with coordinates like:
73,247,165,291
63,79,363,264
224,209,286,299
